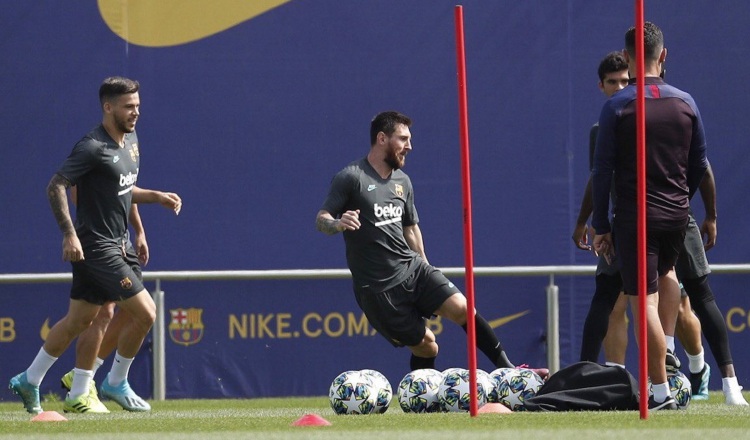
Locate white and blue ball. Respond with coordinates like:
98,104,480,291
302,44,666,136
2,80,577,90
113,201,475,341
329,370,377,415
438,368,490,412
397,369,443,413
359,369,393,414
495,368,544,411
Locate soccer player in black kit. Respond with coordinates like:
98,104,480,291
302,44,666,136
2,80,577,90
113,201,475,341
9,77,182,414
592,23,708,411
316,111,547,379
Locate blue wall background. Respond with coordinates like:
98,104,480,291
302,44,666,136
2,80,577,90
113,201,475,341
1,1,749,399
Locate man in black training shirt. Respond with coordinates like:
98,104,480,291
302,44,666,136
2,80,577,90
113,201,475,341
9,77,182,414
592,23,708,411
317,111,548,378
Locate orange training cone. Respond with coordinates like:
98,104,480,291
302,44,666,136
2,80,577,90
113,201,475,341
291,413,331,427
31,411,68,422
477,403,513,414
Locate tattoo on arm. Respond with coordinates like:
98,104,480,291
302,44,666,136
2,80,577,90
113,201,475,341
47,174,76,235
316,214,340,235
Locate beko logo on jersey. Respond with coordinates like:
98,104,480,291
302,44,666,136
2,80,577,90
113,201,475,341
374,203,402,226
117,169,139,196
119,171,138,187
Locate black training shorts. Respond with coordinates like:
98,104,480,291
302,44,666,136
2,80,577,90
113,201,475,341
614,218,686,295
354,259,460,347
70,242,145,305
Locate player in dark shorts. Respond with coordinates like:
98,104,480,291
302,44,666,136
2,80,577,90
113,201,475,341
58,195,150,412
9,77,182,414
317,111,547,378
675,166,748,405
576,53,703,377
592,23,708,411
573,52,630,367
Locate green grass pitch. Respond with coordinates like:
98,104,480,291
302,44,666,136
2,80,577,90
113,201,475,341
1,392,750,439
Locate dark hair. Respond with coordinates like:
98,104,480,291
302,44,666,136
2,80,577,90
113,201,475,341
99,76,140,106
370,111,412,145
597,51,628,81
625,22,664,61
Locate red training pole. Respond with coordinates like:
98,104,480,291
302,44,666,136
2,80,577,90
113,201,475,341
634,0,649,420
454,4,478,417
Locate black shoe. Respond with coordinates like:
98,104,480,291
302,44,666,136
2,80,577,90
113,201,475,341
665,349,681,373
648,395,678,411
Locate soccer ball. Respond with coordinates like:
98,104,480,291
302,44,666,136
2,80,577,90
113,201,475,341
496,368,544,411
397,369,443,413
360,369,393,414
329,370,377,415
668,371,692,409
487,368,515,403
438,368,489,412
476,370,495,403
648,370,692,410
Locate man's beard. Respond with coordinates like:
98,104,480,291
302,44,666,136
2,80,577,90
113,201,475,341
115,114,136,133
385,145,405,170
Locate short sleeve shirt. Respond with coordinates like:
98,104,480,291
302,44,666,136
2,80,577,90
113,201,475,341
56,125,140,248
321,157,420,292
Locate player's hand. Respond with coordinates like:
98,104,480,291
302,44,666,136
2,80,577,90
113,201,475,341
134,231,149,266
593,233,614,265
62,233,84,262
337,209,361,231
159,192,182,215
572,222,591,251
701,217,717,251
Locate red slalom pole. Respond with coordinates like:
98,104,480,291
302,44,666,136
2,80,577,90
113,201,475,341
634,0,649,420
454,4,478,417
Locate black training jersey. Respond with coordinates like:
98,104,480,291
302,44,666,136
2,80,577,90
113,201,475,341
321,157,420,293
592,77,708,233
56,125,140,248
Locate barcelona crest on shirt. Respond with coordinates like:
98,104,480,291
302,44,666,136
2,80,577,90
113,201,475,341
130,143,140,162
169,307,204,346
394,184,404,198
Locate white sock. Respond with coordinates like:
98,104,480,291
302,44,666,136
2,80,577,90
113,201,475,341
108,352,134,386
605,362,626,369
92,357,105,376
686,349,705,374
652,382,671,402
665,336,675,352
69,368,94,400
26,347,58,386
723,376,742,393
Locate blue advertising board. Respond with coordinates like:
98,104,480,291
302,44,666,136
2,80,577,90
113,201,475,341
1,1,749,399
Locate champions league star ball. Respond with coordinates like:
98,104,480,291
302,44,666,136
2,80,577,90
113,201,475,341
397,369,443,413
668,371,692,409
329,370,377,415
477,370,495,403
495,368,545,411
648,370,692,410
359,369,393,414
650,370,691,410
487,368,515,403
438,368,489,412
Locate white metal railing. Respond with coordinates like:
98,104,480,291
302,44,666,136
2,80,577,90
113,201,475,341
2,263,750,400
